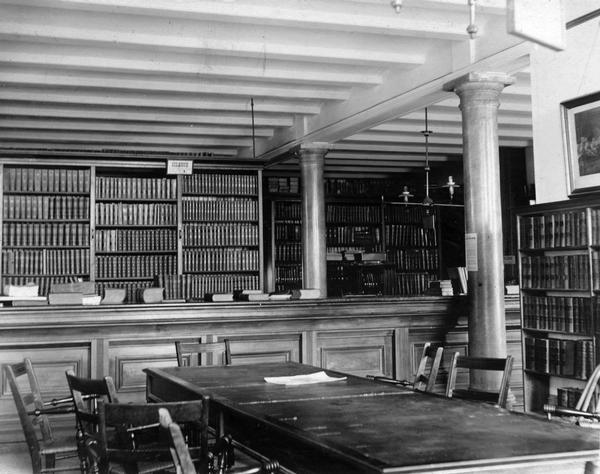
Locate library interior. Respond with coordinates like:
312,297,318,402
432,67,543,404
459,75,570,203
1,1,600,473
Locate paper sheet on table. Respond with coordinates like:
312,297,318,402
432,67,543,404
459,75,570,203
264,371,347,386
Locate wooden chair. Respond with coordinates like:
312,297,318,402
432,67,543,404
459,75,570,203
4,359,81,474
158,408,280,474
544,363,600,428
175,339,232,367
98,399,209,474
367,342,443,393
65,370,119,473
159,408,198,474
445,353,514,408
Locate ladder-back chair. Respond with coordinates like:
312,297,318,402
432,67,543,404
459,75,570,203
4,359,80,474
446,353,514,408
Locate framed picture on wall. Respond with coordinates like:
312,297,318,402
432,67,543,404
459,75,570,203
563,91,600,195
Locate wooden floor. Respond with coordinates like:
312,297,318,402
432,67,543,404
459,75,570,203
0,446,33,473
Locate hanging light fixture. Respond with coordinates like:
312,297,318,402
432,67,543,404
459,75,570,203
467,0,478,39
391,1,478,40
390,0,402,14
421,107,434,209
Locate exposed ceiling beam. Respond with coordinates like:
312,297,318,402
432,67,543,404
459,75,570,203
0,68,351,101
0,104,294,127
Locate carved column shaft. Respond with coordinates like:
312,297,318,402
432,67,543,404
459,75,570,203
446,73,514,391
299,143,328,297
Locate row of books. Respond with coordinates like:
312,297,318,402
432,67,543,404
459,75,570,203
385,224,437,248
4,167,91,194
96,203,177,226
182,249,259,272
387,248,439,272
96,255,177,279
181,173,258,196
325,178,391,198
96,177,177,200
183,223,259,247
425,280,454,296
274,202,301,220
182,197,258,221
3,223,89,247
95,229,176,252
524,336,594,379
275,243,302,262
275,265,302,288
385,205,433,224
2,249,89,275
391,272,437,296
156,274,260,300
326,226,381,246
522,295,592,334
3,195,90,220
520,255,590,290
556,386,584,409
274,223,301,241
3,275,83,297
326,204,381,223
590,208,600,245
267,176,299,194
519,211,587,249
96,280,154,304
327,245,369,255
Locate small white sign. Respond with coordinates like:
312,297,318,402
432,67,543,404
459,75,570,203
167,160,193,175
504,255,516,265
465,233,478,272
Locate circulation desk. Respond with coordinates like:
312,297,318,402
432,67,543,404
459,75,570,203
145,362,599,474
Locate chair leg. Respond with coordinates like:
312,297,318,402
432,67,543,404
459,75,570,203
45,453,56,469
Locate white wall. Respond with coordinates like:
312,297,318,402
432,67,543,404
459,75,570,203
530,17,600,203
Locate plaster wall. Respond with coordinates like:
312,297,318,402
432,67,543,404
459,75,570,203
530,17,600,203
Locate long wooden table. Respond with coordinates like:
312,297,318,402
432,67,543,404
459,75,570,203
145,362,599,473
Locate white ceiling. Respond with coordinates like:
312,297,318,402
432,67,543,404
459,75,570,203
0,0,541,177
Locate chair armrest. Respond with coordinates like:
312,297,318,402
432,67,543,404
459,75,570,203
543,404,600,421
28,406,76,417
366,375,412,386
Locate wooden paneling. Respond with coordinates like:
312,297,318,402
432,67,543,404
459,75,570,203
0,343,91,444
108,338,178,403
228,334,301,365
317,330,393,377
0,297,521,446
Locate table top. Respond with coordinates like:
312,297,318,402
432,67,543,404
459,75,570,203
145,362,600,473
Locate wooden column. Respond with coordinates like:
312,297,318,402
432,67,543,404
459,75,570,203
444,72,514,391
299,143,328,298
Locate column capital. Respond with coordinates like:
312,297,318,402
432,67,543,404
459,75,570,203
298,142,330,157
443,71,515,94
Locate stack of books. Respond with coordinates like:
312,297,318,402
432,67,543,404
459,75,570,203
0,283,47,306
425,280,454,296
48,281,100,305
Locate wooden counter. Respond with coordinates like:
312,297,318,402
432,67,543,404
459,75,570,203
0,296,520,447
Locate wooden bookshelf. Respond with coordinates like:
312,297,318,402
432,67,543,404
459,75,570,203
384,204,440,296
517,200,599,412
0,162,263,303
160,170,263,301
1,165,91,296
94,172,178,303
266,177,448,296
272,200,302,293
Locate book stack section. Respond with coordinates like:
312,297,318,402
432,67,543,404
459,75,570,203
517,204,600,412
94,175,178,303
2,166,91,296
169,171,261,300
385,205,439,296
268,178,445,296
273,201,302,292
